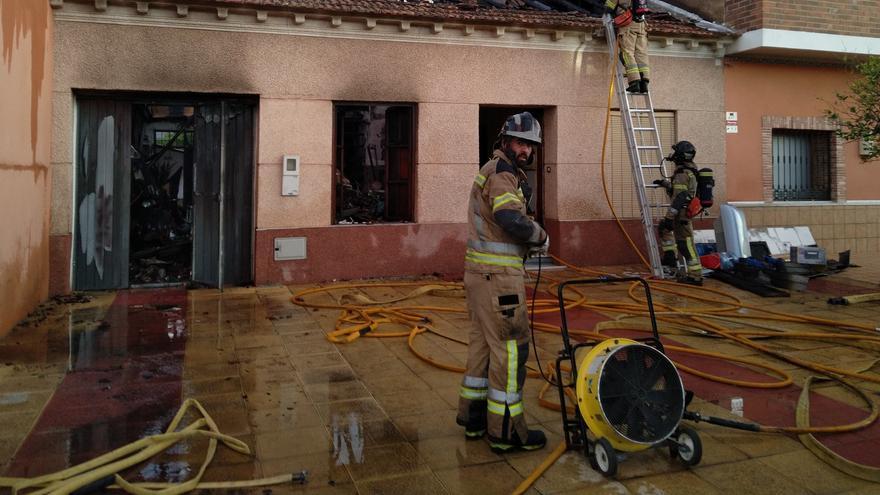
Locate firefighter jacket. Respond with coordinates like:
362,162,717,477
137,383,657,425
664,162,698,221
465,150,546,275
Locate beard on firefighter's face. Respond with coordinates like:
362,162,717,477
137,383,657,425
504,137,534,168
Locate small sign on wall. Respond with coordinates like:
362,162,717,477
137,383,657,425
725,111,738,134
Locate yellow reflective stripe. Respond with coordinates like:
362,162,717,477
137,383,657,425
673,184,689,191
474,174,487,188
605,0,616,8
685,238,699,260
508,402,523,417
465,249,522,268
492,192,521,211
506,340,517,395
487,400,506,416
459,386,488,400
488,401,522,417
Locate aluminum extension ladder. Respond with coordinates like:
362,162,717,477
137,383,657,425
602,14,671,278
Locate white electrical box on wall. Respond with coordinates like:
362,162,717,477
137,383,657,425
859,139,876,157
274,237,306,260
282,155,300,196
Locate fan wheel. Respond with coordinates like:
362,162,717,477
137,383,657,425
593,437,618,477
669,426,702,467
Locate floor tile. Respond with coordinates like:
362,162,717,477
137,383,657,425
393,411,463,442
413,434,500,470
303,379,370,404
255,426,332,460
693,458,817,494
355,471,450,495
757,449,878,494
314,398,389,426
249,401,325,434
434,461,526,495
338,442,427,483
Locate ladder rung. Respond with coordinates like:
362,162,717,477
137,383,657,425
629,108,652,113
636,145,660,150
641,164,665,169
632,127,655,131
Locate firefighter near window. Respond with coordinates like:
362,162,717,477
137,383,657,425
653,141,715,286
605,0,650,94
456,112,549,453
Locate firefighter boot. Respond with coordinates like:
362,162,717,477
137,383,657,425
456,413,487,440
677,275,703,287
489,429,547,453
626,80,642,94
640,77,650,94
661,251,677,268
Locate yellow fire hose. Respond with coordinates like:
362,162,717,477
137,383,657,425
289,275,880,475
0,398,306,495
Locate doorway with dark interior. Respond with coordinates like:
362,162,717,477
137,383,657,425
73,94,256,291
478,106,545,225
129,104,195,286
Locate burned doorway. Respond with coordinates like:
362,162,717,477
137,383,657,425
129,104,194,285
333,104,415,224
73,95,255,290
479,107,545,224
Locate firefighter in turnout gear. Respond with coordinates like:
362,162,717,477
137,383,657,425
456,112,549,453
654,140,703,285
605,0,650,93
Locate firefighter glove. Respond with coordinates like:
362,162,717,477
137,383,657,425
528,234,550,258
652,179,672,194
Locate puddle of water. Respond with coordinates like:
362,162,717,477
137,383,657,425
331,411,364,466
5,289,189,479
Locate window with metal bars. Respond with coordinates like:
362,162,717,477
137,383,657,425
772,130,831,201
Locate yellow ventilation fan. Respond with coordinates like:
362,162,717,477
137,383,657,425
555,278,702,477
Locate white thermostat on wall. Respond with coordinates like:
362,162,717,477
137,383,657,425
282,155,299,196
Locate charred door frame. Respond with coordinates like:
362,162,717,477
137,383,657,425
71,91,258,290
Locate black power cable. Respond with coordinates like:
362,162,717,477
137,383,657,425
527,255,555,385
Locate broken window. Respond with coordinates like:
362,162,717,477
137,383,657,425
334,104,415,224
772,130,832,201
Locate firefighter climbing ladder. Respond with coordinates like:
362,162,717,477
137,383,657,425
603,15,670,278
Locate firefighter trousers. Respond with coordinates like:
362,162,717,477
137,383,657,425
660,215,702,279
618,20,649,84
457,271,531,442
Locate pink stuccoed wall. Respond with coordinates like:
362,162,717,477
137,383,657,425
1,0,53,335
51,8,725,284
725,60,877,202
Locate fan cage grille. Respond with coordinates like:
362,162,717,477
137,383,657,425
597,344,685,445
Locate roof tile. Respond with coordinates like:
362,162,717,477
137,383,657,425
198,0,721,38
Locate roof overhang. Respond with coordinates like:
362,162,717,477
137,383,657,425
50,1,729,59
727,28,880,63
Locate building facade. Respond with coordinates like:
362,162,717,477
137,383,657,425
723,0,880,255
46,0,729,294
1,0,53,337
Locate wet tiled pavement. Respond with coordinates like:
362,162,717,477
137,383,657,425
2,256,880,494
